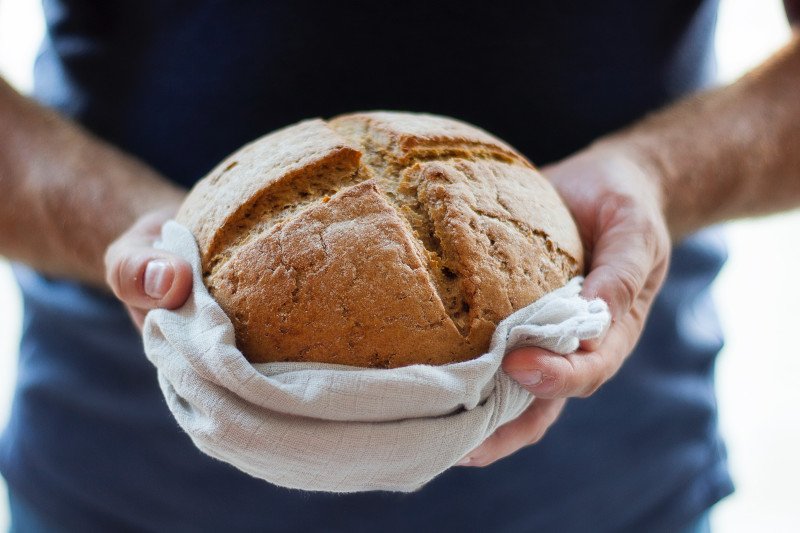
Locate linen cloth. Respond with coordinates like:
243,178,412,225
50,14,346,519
143,221,610,493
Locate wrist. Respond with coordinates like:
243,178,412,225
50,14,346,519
585,138,666,205
585,136,673,235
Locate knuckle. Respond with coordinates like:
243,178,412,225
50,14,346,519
612,267,641,313
642,216,670,262
601,362,618,384
597,193,636,229
542,363,577,399
576,369,603,398
578,377,604,398
655,229,672,265
471,457,493,468
527,425,548,445
534,365,568,398
467,449,495,467
115,254,145,302
491,424,511,442
637,215,658,240
578,356,618,398
551,371,570,397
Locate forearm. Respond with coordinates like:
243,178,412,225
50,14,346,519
0,77,185,286
594,32,800,239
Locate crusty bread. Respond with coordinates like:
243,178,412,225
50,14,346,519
176,111,583,368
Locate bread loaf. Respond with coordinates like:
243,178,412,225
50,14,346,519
176,111,583,368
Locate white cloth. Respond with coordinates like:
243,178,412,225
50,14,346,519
143,221,610,493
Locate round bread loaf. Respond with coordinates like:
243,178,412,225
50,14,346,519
176,111,583,368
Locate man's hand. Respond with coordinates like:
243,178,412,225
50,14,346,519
105,208,193,329
457,32,800,468
457,146,671,467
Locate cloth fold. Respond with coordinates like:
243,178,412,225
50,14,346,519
143,221,610,493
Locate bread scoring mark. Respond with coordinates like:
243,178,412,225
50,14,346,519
327,118,533,341
204,153,367,279
396,168,473,337
212,177,468,368
400,157,579,343
473,204,580,278
197,114,583,367
472,206,579,299
490,184,580,273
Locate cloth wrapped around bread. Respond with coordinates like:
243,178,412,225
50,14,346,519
176,111,583,368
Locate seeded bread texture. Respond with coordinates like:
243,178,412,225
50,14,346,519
176,111,583,368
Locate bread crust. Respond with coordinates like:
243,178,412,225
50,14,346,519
177,111,583,367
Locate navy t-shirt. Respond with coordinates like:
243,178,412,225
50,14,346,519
1,1,733,531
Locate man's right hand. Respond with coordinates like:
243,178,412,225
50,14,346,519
104,207,193,329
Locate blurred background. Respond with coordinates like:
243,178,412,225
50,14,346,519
0,1,798,531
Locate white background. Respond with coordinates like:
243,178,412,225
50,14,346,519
0,0,798,531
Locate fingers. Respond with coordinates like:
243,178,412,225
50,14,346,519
501,216,669,400
457,398,566,467
582,195,663,321
501,150,671,407
502,310,639,399
104,210,193,313
106,245,193,310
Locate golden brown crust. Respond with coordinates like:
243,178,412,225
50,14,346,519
329,111,527,168
177,111,583,368
176,119,362,273
209,180,469,367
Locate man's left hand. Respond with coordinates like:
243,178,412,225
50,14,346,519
458,145,671,467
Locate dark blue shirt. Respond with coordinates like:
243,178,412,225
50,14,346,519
1,1,732,531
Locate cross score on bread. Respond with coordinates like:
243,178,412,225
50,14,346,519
176,112,583,368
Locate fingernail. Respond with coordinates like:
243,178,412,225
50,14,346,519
516,370,543,386
144,260,173,299
455,457,472,466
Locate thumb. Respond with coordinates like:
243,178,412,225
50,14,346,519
105,244,193,311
